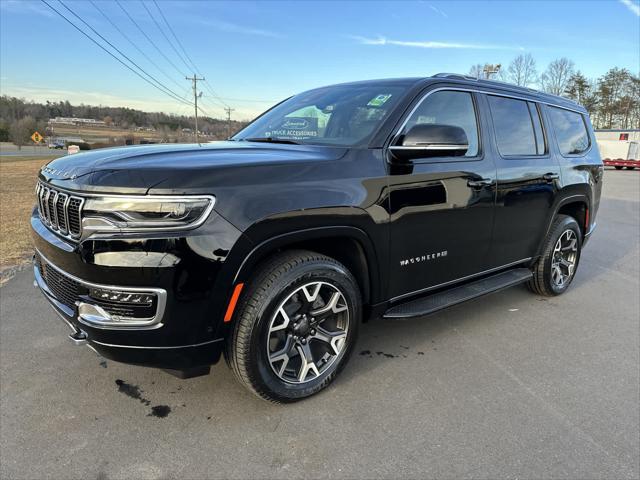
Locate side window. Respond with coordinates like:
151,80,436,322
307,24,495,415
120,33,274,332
403,91,479,157
528,102,546,155
488,96,537,156
547,107,590,155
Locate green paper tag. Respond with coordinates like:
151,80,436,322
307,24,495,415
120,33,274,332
367,94,392,107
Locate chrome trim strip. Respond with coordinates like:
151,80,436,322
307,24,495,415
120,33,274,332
36,181,84,241
35,248,167,330
390,258,532,303
389,145,469,151
91,338,224,350
392,86,587,144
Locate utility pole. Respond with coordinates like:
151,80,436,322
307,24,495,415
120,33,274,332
224,107,235,139
186,74,205,144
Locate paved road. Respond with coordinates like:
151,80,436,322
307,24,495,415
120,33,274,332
1,170,638,479
0,143,63,157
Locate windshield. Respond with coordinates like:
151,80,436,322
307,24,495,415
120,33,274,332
233,83,411,147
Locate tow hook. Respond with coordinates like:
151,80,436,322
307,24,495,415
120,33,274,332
68,330,88,346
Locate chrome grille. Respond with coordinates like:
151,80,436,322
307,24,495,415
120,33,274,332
36,182,83,240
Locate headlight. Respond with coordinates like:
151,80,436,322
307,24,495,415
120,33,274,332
82,195,215,233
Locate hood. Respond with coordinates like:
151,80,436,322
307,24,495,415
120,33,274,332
39,141,348,194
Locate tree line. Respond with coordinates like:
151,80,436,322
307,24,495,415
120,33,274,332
470,55,640,129
0,95,248,146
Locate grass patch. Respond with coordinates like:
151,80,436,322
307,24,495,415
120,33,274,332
1,155,62,283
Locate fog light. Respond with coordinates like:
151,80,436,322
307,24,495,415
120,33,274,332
89,288,155,305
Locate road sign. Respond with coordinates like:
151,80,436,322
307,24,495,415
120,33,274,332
31,131,43,143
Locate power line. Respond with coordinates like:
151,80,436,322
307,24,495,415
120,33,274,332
148,2,275,110
152,0,201,76
140,0,193,74
89,0,184,91
56,0,191,106
144,0,231,109
41,0,192,107
115,0,186,79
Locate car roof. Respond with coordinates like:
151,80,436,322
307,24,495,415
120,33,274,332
320,74,586,113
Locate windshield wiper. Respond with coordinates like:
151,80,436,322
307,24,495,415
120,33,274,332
242,137,300,145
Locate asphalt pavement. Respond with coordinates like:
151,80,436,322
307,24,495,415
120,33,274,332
1,170,638,479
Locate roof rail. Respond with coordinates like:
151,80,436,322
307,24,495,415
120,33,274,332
431,73,582,107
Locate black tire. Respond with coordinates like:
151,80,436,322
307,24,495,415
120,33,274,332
626,167,636,170
528,214,582,296
615,166,623,170
225,250,361,403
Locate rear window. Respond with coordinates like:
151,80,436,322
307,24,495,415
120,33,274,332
547,107,590,155
488,96,537,156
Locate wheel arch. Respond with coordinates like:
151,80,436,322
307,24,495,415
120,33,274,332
536,194,590,258
232,226,380,306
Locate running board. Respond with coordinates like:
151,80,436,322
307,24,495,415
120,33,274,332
383,268,533,319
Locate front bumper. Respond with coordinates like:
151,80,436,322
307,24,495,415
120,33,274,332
33,257,225,369
30,209,247,371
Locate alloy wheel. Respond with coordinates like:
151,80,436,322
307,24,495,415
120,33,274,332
266,281,350,384
551,229,578,288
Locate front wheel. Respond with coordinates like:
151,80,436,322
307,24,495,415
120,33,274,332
528,215,582,296
225,250,361,402
615,166,623,170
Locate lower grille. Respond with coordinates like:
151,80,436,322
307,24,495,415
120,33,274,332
35,252,158,320
35,254,79,309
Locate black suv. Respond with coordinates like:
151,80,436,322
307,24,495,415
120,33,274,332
32,74,602,402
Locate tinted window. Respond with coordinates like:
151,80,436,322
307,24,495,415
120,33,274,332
403,91,479,157
547,107,590,155
488,96,537,156
528,102,546,155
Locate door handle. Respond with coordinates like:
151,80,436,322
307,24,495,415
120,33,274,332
543,172,560,182
467,178,493,189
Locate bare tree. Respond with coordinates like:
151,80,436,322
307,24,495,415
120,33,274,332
468,64,486,79
540,58,575,96
507,53,537,86
9,116,36,150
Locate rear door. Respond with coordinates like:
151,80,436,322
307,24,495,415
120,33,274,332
483,93,562,267
387,88,497,300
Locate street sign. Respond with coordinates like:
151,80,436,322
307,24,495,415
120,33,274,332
31,131,43,143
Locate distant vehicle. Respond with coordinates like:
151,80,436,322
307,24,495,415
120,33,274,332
595,129,639,170
32,74,603,402
48,139,65,149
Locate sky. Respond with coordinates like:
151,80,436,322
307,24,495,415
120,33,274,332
1,0,639,120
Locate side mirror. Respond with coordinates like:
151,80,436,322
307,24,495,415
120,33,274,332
389,124,469,161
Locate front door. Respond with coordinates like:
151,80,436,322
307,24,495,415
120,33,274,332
387,89,497,300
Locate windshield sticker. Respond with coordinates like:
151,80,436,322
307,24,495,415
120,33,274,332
367,94,392,107
269,117,319,139
417,115,437,124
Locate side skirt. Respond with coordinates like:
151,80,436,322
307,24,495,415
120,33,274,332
383,268,532,319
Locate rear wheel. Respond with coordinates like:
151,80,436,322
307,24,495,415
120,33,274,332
528,215,582,296
615,166,623,170
626,166,636,170
226,250,361,402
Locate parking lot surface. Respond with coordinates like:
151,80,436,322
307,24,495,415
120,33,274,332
1,170,638,479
